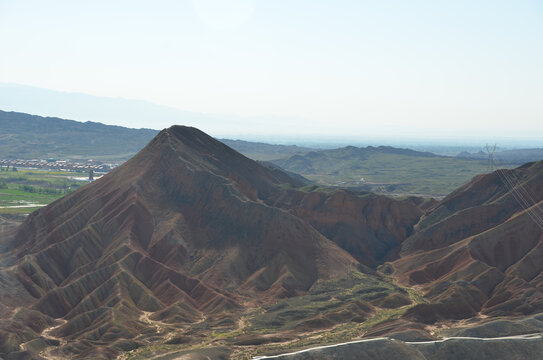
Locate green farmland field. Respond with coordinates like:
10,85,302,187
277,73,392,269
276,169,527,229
0,169,89,215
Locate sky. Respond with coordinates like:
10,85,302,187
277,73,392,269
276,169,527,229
0,0,542,141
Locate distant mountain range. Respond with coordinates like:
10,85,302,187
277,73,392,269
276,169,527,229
2,109,543,197
219,139,314,161
457,148,543,164
0,110,158,161
0,82,305,137
0,110,310,162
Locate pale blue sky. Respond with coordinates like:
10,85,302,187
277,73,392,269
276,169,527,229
0,0,542,140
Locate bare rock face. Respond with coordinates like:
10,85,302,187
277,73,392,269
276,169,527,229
0,126,422,358
394,161,543,323
272,189,422,267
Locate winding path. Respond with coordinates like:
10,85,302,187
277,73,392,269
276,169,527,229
38,318,68,359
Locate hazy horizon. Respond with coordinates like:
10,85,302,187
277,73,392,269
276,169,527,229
1,1,543,142
1,82,542,151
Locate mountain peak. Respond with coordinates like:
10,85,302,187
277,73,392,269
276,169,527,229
0,126,423,358
164,125,215,146
149,124,230,155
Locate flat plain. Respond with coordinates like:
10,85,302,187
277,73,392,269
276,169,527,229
0,169,87,215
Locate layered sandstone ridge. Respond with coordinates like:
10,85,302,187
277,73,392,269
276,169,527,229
393,161,543,323
0,126,421,359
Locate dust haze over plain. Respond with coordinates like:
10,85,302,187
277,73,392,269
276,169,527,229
0,0,542,143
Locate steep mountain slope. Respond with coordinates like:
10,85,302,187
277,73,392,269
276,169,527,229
0,126,422,359
270,189,420,267
392,161,543,323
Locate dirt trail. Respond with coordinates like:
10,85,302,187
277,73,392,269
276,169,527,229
38,318,68,359
139,311,174,339
252,333,543,359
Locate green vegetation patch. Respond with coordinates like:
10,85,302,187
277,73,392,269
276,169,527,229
121,271,426,360
0,169,87,215
249,271,404,332
272,148,518,197
235,277,426,359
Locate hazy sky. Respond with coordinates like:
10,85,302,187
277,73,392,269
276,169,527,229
0,0,542,140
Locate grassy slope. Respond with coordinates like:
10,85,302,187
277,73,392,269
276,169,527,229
272,148,517,197
220,139,314,161
121,271,425,360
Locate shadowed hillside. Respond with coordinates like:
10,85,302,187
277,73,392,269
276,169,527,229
0,126,423,359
